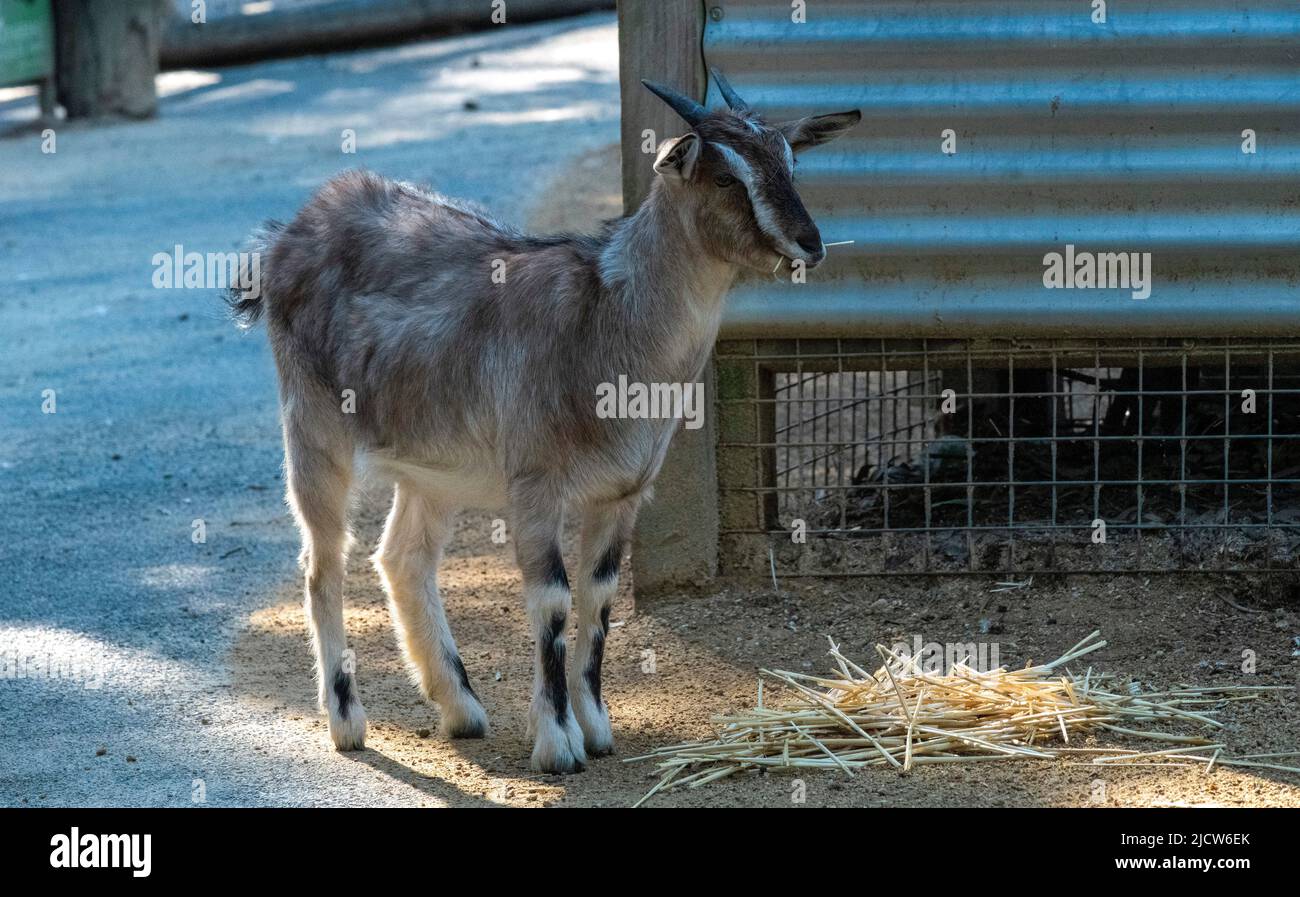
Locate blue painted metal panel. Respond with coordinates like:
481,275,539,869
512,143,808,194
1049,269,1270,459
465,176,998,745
701,0,1300,336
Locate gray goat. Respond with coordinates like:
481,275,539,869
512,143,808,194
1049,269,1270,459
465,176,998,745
228,71,859,773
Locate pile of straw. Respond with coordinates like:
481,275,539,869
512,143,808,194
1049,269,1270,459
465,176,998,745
628,631,1296,805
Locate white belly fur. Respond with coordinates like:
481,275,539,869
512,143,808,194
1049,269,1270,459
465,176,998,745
362,453,510,510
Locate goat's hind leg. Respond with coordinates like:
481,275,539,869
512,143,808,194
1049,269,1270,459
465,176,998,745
374,483,488,738
285,422,365,750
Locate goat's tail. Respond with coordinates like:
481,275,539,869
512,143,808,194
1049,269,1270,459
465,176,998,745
224,219,285,328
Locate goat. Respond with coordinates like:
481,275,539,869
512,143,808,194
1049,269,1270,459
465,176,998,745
227,70,859,773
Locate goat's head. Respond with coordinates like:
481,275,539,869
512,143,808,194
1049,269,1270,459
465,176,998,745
642,69,860,272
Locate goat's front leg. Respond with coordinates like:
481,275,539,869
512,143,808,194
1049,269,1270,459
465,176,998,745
512,487,586,773
570,496,639,756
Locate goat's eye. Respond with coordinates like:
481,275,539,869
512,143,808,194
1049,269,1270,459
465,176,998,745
714,173,738,188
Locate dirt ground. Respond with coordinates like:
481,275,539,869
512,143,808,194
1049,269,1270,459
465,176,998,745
229,143,1300,808
233,494,1300,808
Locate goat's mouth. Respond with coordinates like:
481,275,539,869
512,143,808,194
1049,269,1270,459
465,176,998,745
763,233,827,271
770,248,825,273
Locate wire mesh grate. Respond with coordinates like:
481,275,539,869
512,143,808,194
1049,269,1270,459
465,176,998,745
714,338,1300,577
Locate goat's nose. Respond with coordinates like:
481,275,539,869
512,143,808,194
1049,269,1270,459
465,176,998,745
795,231,826,266
796,233,823,255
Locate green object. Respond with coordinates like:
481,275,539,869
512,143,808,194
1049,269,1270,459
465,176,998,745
0,0,54,87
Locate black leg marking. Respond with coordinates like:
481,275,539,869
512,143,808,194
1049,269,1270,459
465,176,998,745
442,650,485,738
544,546,570,590
450,653,479,701
332,668,355,720
541,612,569,723
584,606,610,706
593,540,623,582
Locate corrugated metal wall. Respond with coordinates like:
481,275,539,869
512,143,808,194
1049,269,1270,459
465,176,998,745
701,0,1300,337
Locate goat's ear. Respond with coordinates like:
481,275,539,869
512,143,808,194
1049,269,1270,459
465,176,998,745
778,110,862,152
653,133,701,181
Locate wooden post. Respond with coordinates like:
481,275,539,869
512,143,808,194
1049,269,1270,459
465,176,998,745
617,0,707,214
54,0,165,119
619,0,717,598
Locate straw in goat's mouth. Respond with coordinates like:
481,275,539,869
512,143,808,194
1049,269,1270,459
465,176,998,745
772,240,855,273
626,631,1296,806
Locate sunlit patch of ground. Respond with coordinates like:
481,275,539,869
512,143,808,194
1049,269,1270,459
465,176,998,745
232,504,739,807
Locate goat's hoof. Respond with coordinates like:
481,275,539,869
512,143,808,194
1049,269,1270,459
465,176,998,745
573,697,614,757
530,712,588,774
440,698,490,739
328,704,367,751
584,737,615,758
532,752,586,775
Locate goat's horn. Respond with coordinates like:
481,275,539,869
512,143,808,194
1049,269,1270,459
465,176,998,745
641,79,708,126
710,68,749,112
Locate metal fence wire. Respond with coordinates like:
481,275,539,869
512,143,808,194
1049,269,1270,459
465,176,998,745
714,338,1300,578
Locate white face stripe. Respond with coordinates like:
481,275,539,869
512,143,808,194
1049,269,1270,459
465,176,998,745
711,141,806,259
781,135,795,175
